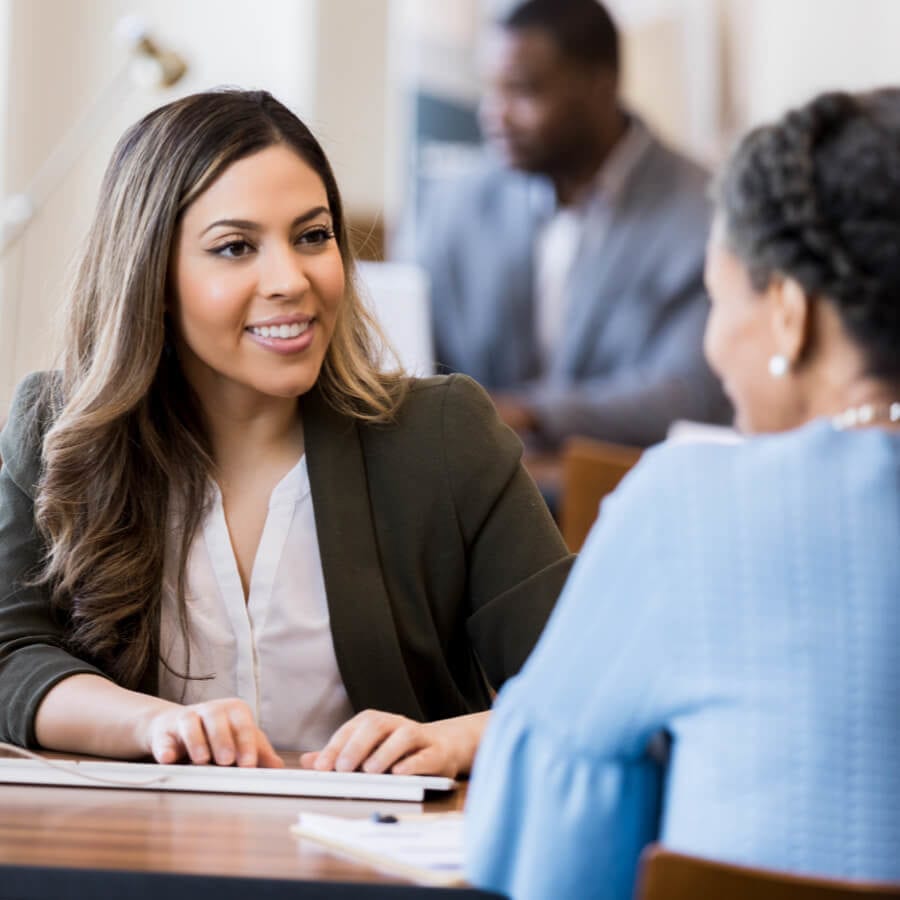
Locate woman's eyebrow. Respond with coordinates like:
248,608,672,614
200,206,331,236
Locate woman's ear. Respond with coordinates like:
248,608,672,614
768,277,811,367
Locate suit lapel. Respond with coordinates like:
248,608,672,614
467,170,552,384
551,143,658,381
552,210,641,379
302,388,423,720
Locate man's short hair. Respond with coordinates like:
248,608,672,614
500,0,620,73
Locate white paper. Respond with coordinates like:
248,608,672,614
293,811,465,885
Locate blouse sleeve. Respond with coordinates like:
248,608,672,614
0,374,108,747
440,374,575,688
464,447,687,900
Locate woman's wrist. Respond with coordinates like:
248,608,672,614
427,711,490,776
35,674,179,759
127,695,182,758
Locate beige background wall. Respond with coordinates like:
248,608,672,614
726,0,900,127
615,0,900,162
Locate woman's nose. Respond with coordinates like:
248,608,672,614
259,242,309,300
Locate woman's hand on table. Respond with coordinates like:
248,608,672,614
139,698,284,768
299,710,489,777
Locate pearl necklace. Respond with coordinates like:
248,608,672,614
831,401,900,430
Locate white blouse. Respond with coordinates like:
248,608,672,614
158,456,354,752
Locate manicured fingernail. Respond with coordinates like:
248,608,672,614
336,756,353,772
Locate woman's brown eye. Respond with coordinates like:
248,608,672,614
212,240,252,258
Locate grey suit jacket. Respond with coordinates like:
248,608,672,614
414,125,731,447
0,372,573,748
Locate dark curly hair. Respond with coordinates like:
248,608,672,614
715,88,900,378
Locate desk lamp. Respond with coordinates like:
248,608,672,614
0,15,188,259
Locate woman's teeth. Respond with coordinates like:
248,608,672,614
248,321,310,339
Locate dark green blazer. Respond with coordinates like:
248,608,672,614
0,372,574,748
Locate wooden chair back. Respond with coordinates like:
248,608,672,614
635,845,900,900
559,437,642,552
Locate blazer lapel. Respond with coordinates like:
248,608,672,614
464,171,550,385
552,212,640,379
302,388,423,720
551,143,658,381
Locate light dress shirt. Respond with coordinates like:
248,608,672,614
533,119,652,374
158,455,354,752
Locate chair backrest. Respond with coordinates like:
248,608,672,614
558,437,642,552
635,845,900,900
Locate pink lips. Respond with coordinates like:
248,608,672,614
245,317,316,356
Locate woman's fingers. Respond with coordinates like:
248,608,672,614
333,713,405,772
177,710,213,764
368,721,458,776
307,711,459,776
309,720,356,771
150,730,181,765
200,705,238,766
145,698,281,768
254,728,285,768
299,750,319,769
360,722,424,774
313,711,403,772
390,745,447,777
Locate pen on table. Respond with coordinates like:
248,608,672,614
370,812,399,823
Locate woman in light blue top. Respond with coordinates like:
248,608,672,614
465,87,900,899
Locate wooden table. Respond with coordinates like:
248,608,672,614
0,752,501,899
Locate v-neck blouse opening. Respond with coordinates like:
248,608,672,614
157,451,354,751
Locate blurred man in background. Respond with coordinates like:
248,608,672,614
413,0,729,447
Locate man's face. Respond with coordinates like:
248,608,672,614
478,26,613,174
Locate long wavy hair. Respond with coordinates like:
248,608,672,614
34,89,406,688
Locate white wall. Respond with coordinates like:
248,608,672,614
727,0,900,129
313,0,389,219
614,0,900,162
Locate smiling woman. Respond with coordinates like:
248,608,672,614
171,146,345,403
0,90,573,777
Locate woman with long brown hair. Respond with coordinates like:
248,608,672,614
0,89,572,774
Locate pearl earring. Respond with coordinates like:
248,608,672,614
768,354,789,378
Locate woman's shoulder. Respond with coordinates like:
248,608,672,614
615,418,884,516
0,370,59,495
6,369,54,406
402,371,488,401
357,373,522,479
371,373,504,434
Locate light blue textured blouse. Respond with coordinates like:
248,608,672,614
465,420,900,900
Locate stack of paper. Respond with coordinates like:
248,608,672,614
292,811,466,886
